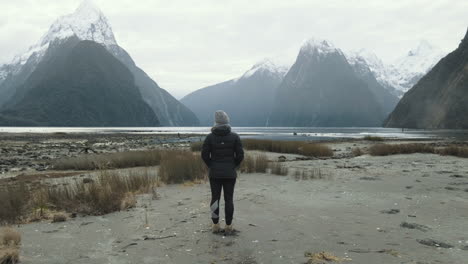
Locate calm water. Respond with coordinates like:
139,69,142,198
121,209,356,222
1,127,468,141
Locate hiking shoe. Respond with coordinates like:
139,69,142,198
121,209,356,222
212,223,221,233
224,224,234,235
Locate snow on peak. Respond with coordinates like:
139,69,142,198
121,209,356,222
345,48,395,90
240,58,289,79
407,40,434,57
11,0,116,66
345,41,447,95
39,0,116,47
393,40,445,76
300,38,340,56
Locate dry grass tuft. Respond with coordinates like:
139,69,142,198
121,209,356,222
120,193,137,210
0,228,21,247
269,162,289,176
305,251,348,263
240,154,269,174
53,149,163,170
363,135,384,141
158,150,207,184
51,212,67,223
300,144,334,157
294,168,327,180
438,145,468,158
190,141,203,152
0,247,19,264
369,143,435,156
0,227,21,264
369,143,468,158
352,147,364,156
0,184,29,224
243,139,333,157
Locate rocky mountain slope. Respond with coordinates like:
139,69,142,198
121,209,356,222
0,38,159,126
0,0,198,126
268,39,386,127
385,29,468,129
181,59,287,126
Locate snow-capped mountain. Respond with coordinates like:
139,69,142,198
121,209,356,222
345,41,446,97
389,40,446,92
385,30,468,129
5,0,114,71
0,0,199,126
239,58,288,80
182,59,288,126
300,38,344,59
269,38,386,127
345,49,401,97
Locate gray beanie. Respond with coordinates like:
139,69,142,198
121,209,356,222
214,110,230,126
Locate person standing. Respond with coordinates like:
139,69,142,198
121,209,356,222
201,110,244,235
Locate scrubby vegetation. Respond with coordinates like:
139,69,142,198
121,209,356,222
369,143,435,156
352,147,364,156
269,162,289,176
438,145,468,158
240,154,269,174
0,227,21,264
369,143,468,158
363,135,384,141
243,139,333,157
0,169,158,224
294,168,327,180
158,150,207,184
53,149,163,170
190,141,203,152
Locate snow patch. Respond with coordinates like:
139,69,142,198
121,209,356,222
345,40,446,95
7,0,115,67
300,38,341,57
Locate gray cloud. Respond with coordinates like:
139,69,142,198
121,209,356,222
1,0,467,98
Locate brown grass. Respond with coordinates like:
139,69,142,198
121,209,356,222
120,193,137,210
363,135,384,141
305,251,347,263
190,141,203,152
45,169,157,215
269,162,289,176
240,154,269,174
0,184,29,224
51,212,67,223
243,139,333,157
0,168,158,224
294,168,327,180
369,143,435,156
300,144,334,157
438,145,468,158
158,150,207,184
0,227,21,264
53,149,163,170
352,147,364,156
0,228,21,247
0,247,19,264
369,143,468,158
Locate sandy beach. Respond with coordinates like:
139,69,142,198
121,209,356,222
1,134,467,263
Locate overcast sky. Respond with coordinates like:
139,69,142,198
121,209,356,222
1,0,467,98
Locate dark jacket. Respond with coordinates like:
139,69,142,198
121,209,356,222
201,125,244,179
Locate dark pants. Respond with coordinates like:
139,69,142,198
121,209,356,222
209,178,236,225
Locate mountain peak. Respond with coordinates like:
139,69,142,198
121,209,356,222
300,38,339,55
38,0,116,48
74,0,104,20
407,39,437,57
240,58,289,79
